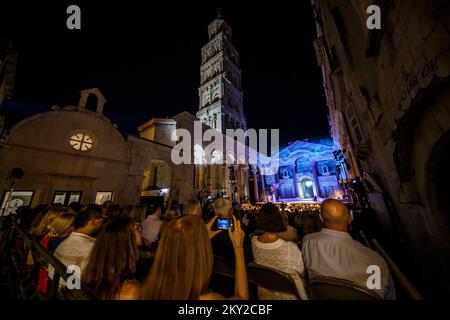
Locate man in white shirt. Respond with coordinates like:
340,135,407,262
54,204,104,276
302,198,396,299
141,206,162,243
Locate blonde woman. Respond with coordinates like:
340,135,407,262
38,209,76,297
46,211,77,252
140,215,248,300
31,206,66,239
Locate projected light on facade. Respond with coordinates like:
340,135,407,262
260,139,342,202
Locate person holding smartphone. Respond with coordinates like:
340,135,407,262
140,214,248,300
209,199,253,268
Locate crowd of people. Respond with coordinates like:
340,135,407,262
7,197,396,300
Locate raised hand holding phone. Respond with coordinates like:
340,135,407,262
205,217,222,239
228,215,244,249
217,218,234,231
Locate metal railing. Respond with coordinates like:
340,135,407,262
370,238,423,300
0,217,97,300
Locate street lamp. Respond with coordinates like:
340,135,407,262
0,167,25,216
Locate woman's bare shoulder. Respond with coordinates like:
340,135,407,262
199,291,225,300
199,292,246,300
117,281,141,300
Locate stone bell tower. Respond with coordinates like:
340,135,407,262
196,12,246,133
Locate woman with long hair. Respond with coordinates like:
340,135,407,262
158,206,180,238
83,217,141,299
45,210,76,252
37,208,76,297
31,206,65,239
140,214,248,300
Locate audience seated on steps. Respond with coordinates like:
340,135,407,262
140,214,249,300
83,217,141,299
251,203,308,300
302,198,396,300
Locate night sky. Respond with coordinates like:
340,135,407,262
1,2,329,145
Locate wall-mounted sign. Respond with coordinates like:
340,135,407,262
0,190,34,215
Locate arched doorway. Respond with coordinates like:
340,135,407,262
141,159,172,209
407,80,450,298
300,177,315,199
141,160,172,191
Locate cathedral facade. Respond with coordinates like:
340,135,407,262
261,139,341,202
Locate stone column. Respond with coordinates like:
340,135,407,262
292,164,299,198
206,164,213,192
232,164,238,203
260,171,267,202
349,150,362,177
251,166,259,203
311,161,320,197
242,165,250,203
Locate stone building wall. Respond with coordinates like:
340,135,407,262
0,108,131,206
312,0,450,297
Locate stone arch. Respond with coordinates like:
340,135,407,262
411,82,450,204
393,73,450,185
298,175,317,199
407,79,450,296
141,159,172,191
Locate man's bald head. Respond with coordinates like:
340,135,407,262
320,198,351,230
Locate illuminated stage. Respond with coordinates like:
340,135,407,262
243,199,321,211
244,198,350,211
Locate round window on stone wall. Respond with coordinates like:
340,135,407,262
69,132,94,152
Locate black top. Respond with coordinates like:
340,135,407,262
210,228,253,267
47,236,67,253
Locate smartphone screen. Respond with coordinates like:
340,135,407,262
217,218,233,230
